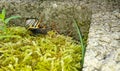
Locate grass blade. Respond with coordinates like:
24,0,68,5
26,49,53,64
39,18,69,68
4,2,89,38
73,18,85,70
5,16,21,24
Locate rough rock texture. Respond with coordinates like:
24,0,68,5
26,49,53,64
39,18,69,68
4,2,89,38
0,0,91,41
83,12,120,71
84,0,120,13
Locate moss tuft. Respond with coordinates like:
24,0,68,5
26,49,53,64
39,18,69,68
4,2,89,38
0,27,82,71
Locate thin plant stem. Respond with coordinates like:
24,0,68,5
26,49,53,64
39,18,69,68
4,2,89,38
73,18,85,70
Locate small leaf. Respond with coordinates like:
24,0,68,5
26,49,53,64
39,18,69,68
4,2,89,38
5,15,21,24
0,14,4,22
2,8,6,17
0,14,3,19
1,8,6,20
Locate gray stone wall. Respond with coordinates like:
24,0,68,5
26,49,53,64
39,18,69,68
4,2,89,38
83,12,120,71
0,0,44,26
84,0,120,13
0,0,91,41
82,0,120,71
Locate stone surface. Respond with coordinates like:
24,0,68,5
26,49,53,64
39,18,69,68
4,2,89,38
83,12,120,71
0,0,91,41
84,0,120,13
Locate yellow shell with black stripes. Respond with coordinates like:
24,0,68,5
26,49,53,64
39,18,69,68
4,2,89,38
25,18,47,34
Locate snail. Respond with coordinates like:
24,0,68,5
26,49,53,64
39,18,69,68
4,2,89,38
25,18,48,34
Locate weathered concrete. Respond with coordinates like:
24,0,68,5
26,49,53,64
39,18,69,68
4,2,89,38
83,12,120,71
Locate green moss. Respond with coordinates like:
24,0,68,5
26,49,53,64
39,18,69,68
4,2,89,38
0,27,82,71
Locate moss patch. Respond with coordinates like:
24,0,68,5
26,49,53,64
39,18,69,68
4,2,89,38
0,27,82,71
